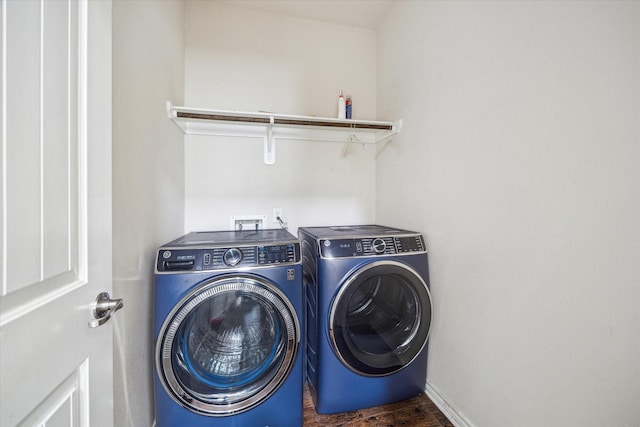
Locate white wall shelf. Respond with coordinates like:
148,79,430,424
167,101,402,164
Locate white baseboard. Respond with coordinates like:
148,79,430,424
424,380,474,427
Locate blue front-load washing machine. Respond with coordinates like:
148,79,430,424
153,229,304,427
299,225,433,414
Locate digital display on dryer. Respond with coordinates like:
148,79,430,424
395,236,425,252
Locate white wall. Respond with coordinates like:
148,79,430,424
112,1,185,426
377,2,640,426
184,1,378,232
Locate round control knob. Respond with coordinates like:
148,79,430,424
223,248,243,266
372,238,386,254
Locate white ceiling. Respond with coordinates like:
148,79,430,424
218,0,396,30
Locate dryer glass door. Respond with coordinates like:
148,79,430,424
157,276,299,415
329,260,432,376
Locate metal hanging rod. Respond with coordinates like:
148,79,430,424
174,111,393,130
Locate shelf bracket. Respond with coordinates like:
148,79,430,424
374,119,403,144
166,101,188,133
264,115,276,165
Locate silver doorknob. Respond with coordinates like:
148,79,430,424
88,292,124,328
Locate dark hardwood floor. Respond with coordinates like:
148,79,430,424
303,384,454,427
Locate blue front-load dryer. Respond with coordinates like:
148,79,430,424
299,225,433,414
153,229,304,427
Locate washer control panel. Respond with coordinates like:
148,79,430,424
319,235,425,259
157,243,300,272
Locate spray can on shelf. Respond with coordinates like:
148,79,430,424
345,95,352,119
338,90,346,119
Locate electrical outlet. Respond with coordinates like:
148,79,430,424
230,215,267,231
273,208,283,223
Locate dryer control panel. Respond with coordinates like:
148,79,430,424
156,243,301,273
319,235,426,259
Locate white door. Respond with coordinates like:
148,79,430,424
1,1,115,426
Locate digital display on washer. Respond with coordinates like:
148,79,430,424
258,244,297,264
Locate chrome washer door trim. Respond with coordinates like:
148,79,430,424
156,275,299,416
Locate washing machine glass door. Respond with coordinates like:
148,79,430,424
157,276,299,416
330,260,432,376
